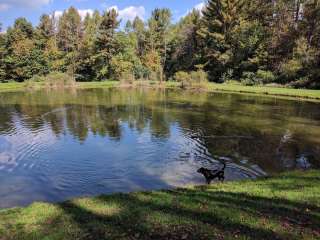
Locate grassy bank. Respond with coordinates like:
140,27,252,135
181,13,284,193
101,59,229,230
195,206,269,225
206,83,320,100
0,171,319,240
0,82,26,92
1,81,320,101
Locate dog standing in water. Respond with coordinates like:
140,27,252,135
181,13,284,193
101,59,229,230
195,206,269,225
197,162,226,184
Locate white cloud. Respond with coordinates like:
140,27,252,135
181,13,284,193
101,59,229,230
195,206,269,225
182,2,205,18
107,6,146,21
0,0,51,10
0,3,10,11
194,2,205,12
52,10,63,19
51,9,94,20
78,9,94,19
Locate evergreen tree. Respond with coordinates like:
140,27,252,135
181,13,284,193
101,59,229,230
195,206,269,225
132,16,146,57
4,18,45,81
0,23,6,82
94,9,119,80
167,9,202,75
198,0,244,81
146,8,172,81
76,11,101,80
57,7,82,77
57,7,82,52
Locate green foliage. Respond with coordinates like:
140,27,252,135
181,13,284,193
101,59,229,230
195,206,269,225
0,1,320,89
57,7,82,52
241,71,258,86
256,70,276,84
119,72,135,85
94,9,120,80
221,69,235,83
174,70,208,89
26,72,76,89
174,71,191,88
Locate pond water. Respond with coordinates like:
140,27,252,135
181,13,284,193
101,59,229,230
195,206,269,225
0,88,319,208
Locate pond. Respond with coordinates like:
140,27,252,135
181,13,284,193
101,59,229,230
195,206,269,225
0,88,319,208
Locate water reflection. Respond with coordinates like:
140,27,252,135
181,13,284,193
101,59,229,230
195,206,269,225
0,88,319,208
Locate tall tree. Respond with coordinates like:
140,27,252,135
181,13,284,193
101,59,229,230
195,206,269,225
94,9,119,80
146,8,172,80
132,16,146,57
167,9,202,75
57,7,82,52
0,23,6,82
4,18,45,81
77,11,101,80
57,7,82,76
198,0,245,81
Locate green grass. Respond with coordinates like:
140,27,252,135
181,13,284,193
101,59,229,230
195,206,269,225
1,81,320,101
0,170,319,240
0,82,26,92
77,81,119,89
206,83,320,100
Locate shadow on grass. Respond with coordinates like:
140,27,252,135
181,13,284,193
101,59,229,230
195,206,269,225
2,172,320,240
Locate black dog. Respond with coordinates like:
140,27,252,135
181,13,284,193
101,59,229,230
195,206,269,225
197,162,226,184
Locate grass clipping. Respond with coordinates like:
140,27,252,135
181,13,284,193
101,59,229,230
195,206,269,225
26,72,77,90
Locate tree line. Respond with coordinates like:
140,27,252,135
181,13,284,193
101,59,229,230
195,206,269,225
0,0,319,88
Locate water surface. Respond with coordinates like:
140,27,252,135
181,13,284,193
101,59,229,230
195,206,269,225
0,88,319,208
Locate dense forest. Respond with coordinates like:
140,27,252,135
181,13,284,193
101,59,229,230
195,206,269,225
0,0,319,88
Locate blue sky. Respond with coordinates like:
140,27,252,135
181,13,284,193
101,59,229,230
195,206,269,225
0,0,205,31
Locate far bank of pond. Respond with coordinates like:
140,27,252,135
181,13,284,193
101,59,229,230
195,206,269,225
1,81,320,101
0,170,319,240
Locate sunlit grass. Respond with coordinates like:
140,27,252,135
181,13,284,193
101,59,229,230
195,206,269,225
1,81,320,101
206,82,320,100
0,170,319,240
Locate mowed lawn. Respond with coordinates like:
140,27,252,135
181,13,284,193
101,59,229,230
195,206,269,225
0,170,319,240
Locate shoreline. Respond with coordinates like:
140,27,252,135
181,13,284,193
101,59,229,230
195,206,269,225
0,170,319,239
1,81,320,102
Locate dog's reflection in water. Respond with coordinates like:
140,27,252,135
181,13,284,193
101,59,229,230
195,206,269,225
197,162,226,184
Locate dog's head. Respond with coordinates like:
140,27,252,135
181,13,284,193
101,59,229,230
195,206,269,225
197,167,206,174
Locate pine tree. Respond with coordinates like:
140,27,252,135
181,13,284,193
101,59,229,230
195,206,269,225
57,7,82,52
167,9,202,75
94,9,120,80
57,7,82,77
146,8,172,81
0,23,6,82
4,18,44,81
38,14,55,42
132,16,146,57
77,11,101,80
198,0,244,81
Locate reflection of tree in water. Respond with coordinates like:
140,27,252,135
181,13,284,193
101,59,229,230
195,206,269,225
0,89,319,172
0,106,16,134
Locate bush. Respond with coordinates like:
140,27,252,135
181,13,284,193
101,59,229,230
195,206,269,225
256,70,276,84
174,71,190,88
190,70,208,84
147,70,164,83
280,59,303,83
134,65,150,80
25,75,45,89
44,72,76,89
221,69,234,83
119,72,135,85
29,75,45,82
174,70,208,89
25,72,76,89
241,71,258,86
